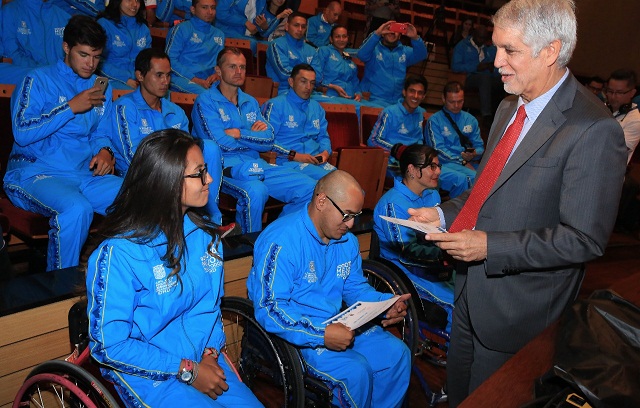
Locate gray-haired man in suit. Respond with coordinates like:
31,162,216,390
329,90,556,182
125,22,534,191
408,0,627,405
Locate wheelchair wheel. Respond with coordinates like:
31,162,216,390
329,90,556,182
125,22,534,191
221,297,305,408
361,259,420,363
13,360,120,408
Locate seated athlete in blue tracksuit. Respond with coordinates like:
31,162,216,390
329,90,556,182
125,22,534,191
266,13,321,94
368,75,428,171
1,0,71,85
3,16,123,272
87,129,263,408
262,64,336,180
305,1,341,47
165,0,225,94
248,170,412,408
425,81,484,198
373,144,454,333
97,0,151,90
110,49,223,224
191,47,315,233
357,20,427,107
313,25,363,101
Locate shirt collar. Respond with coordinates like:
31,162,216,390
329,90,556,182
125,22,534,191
518,68,569,121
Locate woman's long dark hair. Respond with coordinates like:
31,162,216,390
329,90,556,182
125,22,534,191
98,129,219,284
97,0,147,26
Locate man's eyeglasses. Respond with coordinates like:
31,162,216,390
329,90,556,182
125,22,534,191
325,195,362,222
604,88,633,96
184,164,208,186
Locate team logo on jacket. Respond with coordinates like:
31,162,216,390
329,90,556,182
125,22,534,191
246,111,257,122
442,126,452,137
318,25,326,33
214,36,223,46
140,119,153,135
153,264,178,294
330,53,339,62
219,108,230,122
398,123,409,134
285,115,298,128
137,37,148,48
55,27,65,37
463,125,472,133
399,54,406,63
303,261,317,283
201,252,222,273
190,33,202,44
288,51,298,60
306,56,313,63
152,264,166,279
336,261,350,279
312,119,320,129
18,21,31,35
376,52,383,61
113,35,126,47
59,96,67,104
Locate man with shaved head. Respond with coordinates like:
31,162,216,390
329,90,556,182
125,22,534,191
306,1,342,47
248,170,412,407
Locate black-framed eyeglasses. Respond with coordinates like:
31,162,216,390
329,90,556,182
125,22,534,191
184,164,208,186
417,162,442,171
604,88,633,96
325,195,362,222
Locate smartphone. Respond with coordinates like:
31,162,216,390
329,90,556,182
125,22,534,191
94,76,109,95
388,22,407,35
465,147,475,153
315,155,324,162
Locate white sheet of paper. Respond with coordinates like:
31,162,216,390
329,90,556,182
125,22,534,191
322,296,400,330
379,215,447,234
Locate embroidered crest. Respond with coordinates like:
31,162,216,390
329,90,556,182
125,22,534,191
155,275,178,294
54,27,65,37
312,119,320,129
285,115,298,129
398,123,409,134
303,261,318,283
288,51,298,60
442,126,452,137
376,52,383,61
463,124,473,133
330,53,339,62
248,162,264,175
137,37,147,48
201,252,222,273
214,36,223,46
218,108,230,122
172,123,181,129
319,26,326,33
93,105,105,115
113,35,126,47
152,264,166,279
399,54,406,63
246,111,257,122
190,33,202,44
59,96,67,104
18,21,31,35
306,56,313,63
140,118,153,135
336,261,350,279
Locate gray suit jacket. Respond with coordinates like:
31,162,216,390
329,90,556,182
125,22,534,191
441,73,627,353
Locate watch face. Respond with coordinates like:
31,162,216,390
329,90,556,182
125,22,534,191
180,370,193,382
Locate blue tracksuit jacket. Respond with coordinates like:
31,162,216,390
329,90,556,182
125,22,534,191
262,91,331,163
373,178,454,332
266,32,320,94
367,101,426,164
98,16,151,89
86,215,227,406
1,0,70,68
165,17,225,91
425,108,484,165
111,87,190,174
216,0,266,38
255,8,281,39
357,33,427,107
451,35,497,74
314,45,361,99
306,13,332,47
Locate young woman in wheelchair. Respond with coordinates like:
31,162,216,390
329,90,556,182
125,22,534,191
373,143,454,332
86,129,263,407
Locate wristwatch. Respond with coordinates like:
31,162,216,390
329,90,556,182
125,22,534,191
461,159,468,166
288,150,296,161
100,146,115,159
177,359,197,385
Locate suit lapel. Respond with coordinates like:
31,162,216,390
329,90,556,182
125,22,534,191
487,73,577,196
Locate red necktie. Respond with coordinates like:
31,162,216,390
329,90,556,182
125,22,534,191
449,105,527,233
